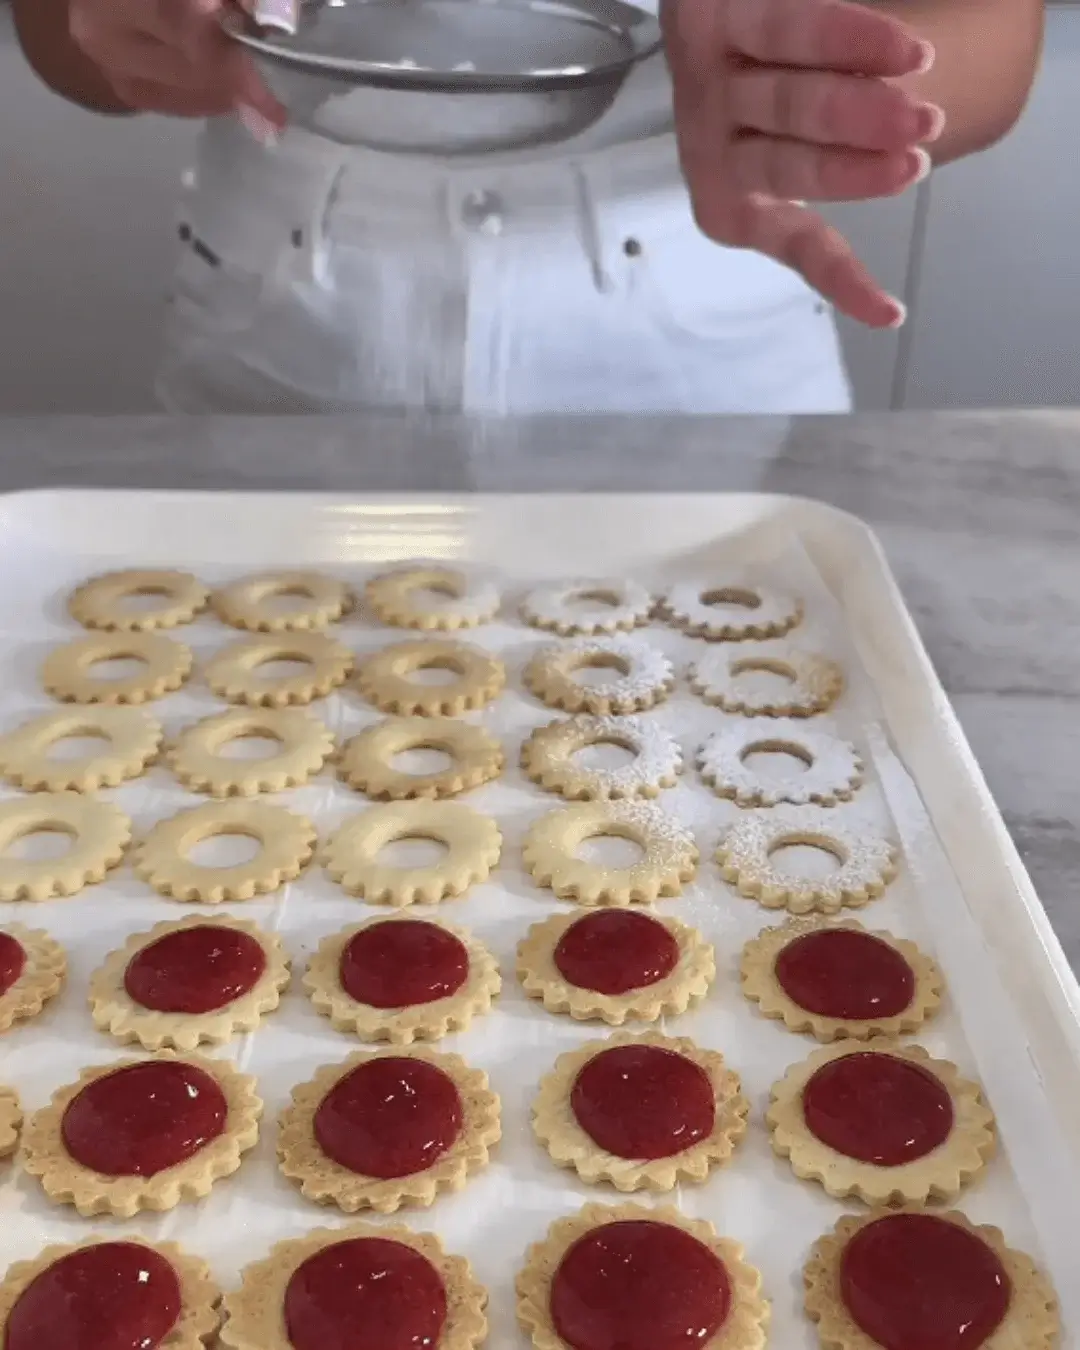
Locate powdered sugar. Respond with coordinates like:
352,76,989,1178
525,637,675,715
521,578,654,636
523,714,683,800
664,579,802,641
698,720,863,807
690,642,844,717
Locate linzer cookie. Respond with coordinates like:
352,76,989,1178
212,571,352,631
42,632,192,704
356,640,505,716
0,707,163,792
522,715,683,801
698,720,862,807
339,717,503,799
168,707,335,797
0,793,131,901
68,569,208,631
663,579,801,640
204,631,354,706
521,578,654,636
0,925,66,1032
366,565,499,630
690,641,844,717
525,638,674,715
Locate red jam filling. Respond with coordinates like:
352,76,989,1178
551,1220,731,1350
340,921,469,1009
553,910,679,996
284,1237,448,1350
0,930,26,997
774,929,916,1021
123,925,267,1014
802,1052,954,1165
570,1044,715,1160
313,1056,462,1179
840,1213,1012,1350
4,1240,182,1350
60,1060,228,1177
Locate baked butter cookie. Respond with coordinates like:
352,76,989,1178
0,1237,221,1350
305,916,500,1044
0,707,162,792
89,914,290,1050
22,1052,262,1217
517,909,714,1025
221,1224,488,1350
277,1047,500,1214
532,1032,747,1191
0,1085,21,1157
0,925,66,1032
767,1042,995,1206
741,918,943,1041
68,569,208,631
518,1203,769,1350
804,1208,1058,1350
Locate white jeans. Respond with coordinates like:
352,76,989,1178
156,119,851,415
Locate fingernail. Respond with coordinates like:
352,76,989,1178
919,102,947,142
914,39,936,74
886,299,908,329
236,103,278,147
910,147,933,183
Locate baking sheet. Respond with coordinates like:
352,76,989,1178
0,488,1076,1348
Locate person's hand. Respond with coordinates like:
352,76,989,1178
69,0,284,133
663,0,943,327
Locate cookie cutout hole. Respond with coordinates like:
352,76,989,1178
217,732,284,762
566,589,621,611
87,654,149,682
575,830,646,869
391,745,455,776
740,739,813,782
729,658,797,702
116,586,173,613
46,730,112,761
256,584,318,616
4,824,76,862
254,654,315,680
700,587,761,612
569,654,631,688
186,830,264,868
410,579,463,606
767,833,845,881
573,738,638,773
377,834,450,868
405,661,462,688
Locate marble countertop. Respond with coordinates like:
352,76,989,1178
3,409,1079,965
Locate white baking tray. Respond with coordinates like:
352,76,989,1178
0,488,1076,1349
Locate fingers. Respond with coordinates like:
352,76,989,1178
725,195,903,328
727,134,929,201
725,0,933,77
728,66,944,152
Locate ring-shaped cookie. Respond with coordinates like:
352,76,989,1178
698,719,863,807
21,1052,262,1217
0,706,163,791
204,631,354,706
89,913,291,1051
532,1031,748,1191
168,707,335,797
339,717,503,799
524,800,698,905
0,1238,221,1350
0,792,131,901
324,801,502,906
366,565,499,631
42,632,192,704
524,638,674,716
690,642,844,717
276,1047,501,1213
357,640,505,716
740,918,944,1042
663,579,802,640
212,570,352,632
0,1086,20,1157
305,915,501,1043
521,578,654,636
522,714,682,801
717,807,897,915
134,800,316,902
68,568,208,631
517,1203,770,1350
0,925,66,1032
804,1208,1058,1350
517,909,714,1025
767,1041,995,1206
220,1224,489,1350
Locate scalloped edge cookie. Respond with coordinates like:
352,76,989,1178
305,916,500,1043
767,1041,995,1205
740,918,944,1041
204,631,355,706
517,910,714,1025
356,640,505,716
804,1208,1059,1350
0,1237,222,1349
0,1085,21,1157
0,792,131,902
277,1047,501,1214
211,571,352,632
517,1202,770,1350
690,642,844,717
22,1052,262,1217
0,706,163,792
524,800,698,906
524,638,674,716
521,579,654,636
339,717,503,800
42,632,192,704
68,569,209,631
168,707,335,797
220,1223,488,1350
522,715,683,801
698,720,863,807
663,580,802,641
366,565,499,631
0,925,66,1032
89,914,291,1050
532,1031,747,1191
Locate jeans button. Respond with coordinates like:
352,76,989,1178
461,189,504,235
